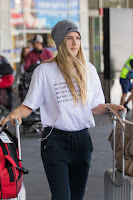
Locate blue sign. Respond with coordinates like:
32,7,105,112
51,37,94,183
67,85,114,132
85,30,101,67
11,0,79,29
35,0,79,28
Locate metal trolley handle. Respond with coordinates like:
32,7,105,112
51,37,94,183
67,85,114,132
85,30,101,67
14,119,21,160
106,106,126,186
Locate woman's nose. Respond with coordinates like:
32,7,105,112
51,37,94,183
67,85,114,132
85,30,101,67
72,38,76,45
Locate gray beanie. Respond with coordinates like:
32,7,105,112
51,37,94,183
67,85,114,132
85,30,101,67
51,20,80,49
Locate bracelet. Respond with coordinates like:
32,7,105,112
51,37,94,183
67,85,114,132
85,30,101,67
105,103,110,114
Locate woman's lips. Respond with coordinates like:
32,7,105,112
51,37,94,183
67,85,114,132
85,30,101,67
71,48,78,50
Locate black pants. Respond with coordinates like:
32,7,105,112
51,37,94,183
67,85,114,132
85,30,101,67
41,127,93,200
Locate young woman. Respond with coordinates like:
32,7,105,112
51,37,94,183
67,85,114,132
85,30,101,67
19,47,30,74
1,20,125,200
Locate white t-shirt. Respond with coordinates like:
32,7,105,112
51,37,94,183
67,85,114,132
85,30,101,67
22,62,105,131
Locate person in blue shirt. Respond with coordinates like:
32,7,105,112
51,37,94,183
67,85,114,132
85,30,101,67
120,54,133,112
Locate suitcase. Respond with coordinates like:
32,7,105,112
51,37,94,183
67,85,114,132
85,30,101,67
104,106,133,200
0,119,28,200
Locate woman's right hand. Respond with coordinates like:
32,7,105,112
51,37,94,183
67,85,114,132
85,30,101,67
0,104,32,126
0,109,22,126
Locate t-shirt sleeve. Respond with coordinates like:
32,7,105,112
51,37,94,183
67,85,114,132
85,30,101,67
22,68,45,111
90,66,105,109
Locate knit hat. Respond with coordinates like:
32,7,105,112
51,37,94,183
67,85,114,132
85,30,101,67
51,20,80,49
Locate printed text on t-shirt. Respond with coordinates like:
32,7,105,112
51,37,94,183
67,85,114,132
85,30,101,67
54,81,81,103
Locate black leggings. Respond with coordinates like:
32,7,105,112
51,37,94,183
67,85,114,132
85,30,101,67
41,127,93,200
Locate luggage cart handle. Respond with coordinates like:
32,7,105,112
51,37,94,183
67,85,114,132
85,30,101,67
106,106,126,186
14,119,21,160
107,106,126,128
14,119,20,126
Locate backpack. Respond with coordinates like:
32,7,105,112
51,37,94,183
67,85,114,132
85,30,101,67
26,57,42,72
26,63,39,72
0,125,28,199
0,64,13,75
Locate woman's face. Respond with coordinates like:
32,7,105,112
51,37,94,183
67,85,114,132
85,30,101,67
23,48,29,57
66,32,81,56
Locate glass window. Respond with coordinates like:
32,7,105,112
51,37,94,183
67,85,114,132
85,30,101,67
11,0,23,30
89,17,101,72
11,0,79,30
11,33,24,62
89,0,99,9
93,18,101,72
103,0,126,8
10,0,79,65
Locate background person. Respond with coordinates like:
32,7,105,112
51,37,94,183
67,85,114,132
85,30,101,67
0,20,125,200
120,54,133,112
17,47,30,102
24,34,53,72
19,47,30,74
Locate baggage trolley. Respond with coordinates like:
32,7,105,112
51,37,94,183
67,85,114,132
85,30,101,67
104,106,133,200
14,119,27,200
0,119,28,200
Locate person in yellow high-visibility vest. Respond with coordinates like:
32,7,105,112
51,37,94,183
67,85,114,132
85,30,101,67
120,55,133,112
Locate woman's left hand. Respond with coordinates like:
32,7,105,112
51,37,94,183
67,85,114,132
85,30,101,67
106,103,126,116
92,103,126,115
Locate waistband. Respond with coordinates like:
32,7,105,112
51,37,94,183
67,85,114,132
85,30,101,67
45,127,88,135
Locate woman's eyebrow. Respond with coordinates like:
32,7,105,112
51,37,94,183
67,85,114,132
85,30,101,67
66,35,80,37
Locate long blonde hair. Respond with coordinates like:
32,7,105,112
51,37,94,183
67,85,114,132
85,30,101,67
45,38,88,104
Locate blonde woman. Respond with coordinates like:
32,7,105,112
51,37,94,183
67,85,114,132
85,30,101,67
1,20,125,200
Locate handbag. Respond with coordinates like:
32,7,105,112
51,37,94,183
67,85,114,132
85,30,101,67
107,106,133,176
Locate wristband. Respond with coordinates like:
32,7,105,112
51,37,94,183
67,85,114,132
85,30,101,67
105,103,110,114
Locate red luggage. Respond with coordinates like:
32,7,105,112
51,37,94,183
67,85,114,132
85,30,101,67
0,74,14,88
0,120,28,199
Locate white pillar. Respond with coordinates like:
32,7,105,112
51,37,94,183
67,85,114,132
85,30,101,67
79,0,89,61
0,0,12,63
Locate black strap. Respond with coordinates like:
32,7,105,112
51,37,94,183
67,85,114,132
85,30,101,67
0,124,7,134
16,166,29,174
0,139,8,155
7,143,21,180
0,139,10,170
